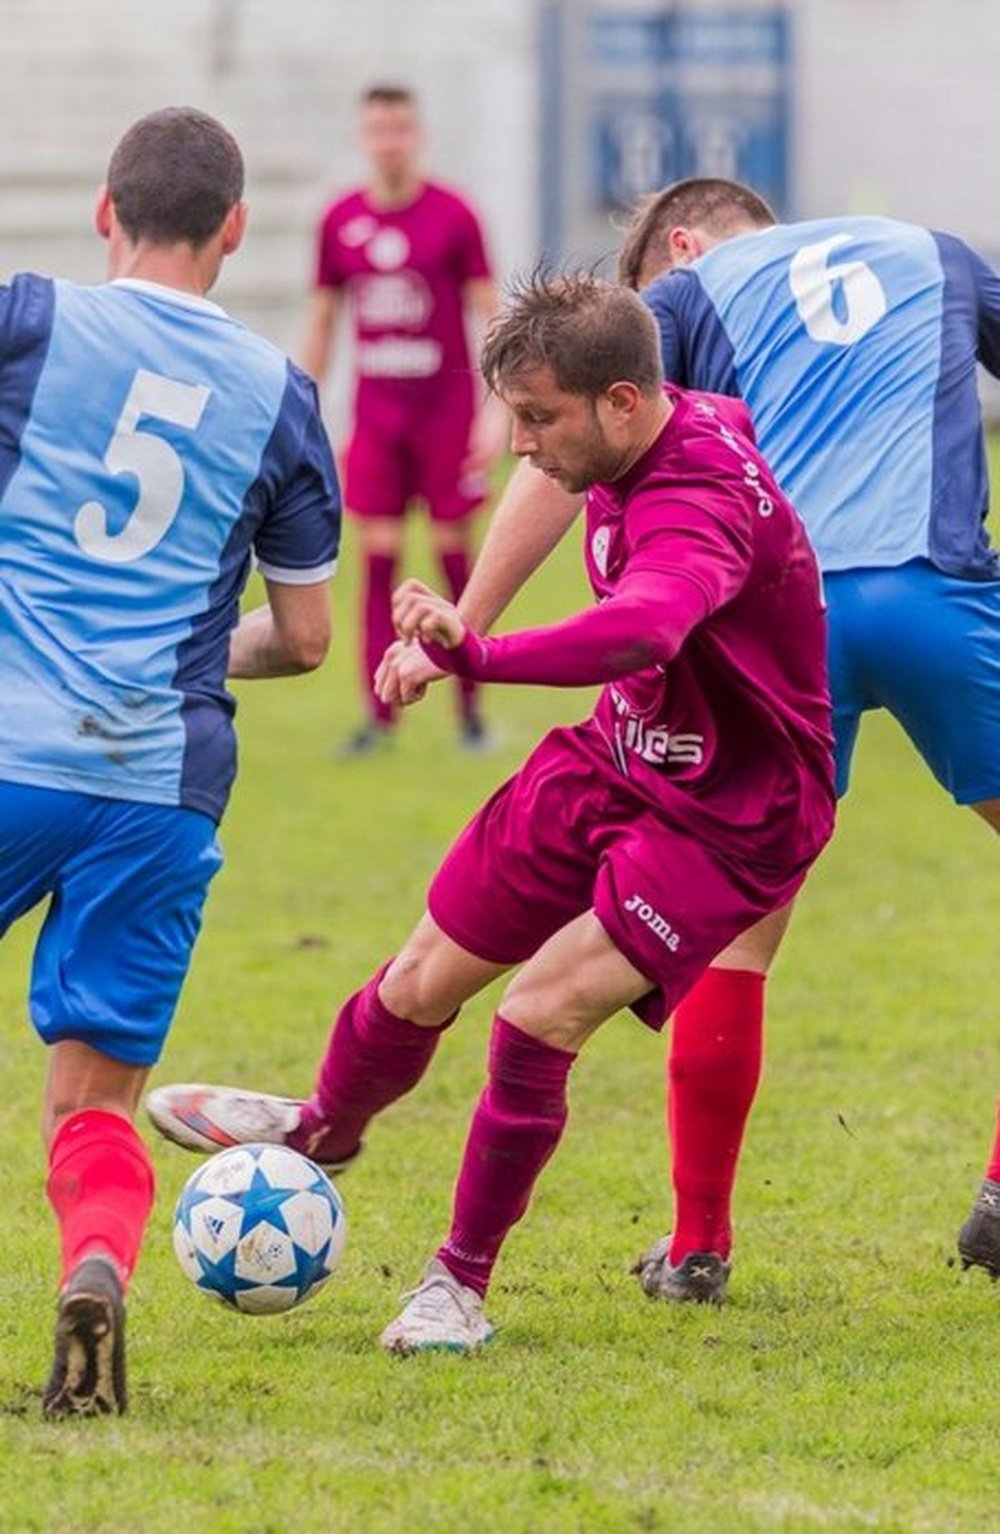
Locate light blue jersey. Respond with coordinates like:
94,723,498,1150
0,275,341,820
643,217,1000,579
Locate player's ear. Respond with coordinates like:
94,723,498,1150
220,201,248,257
94,185,113,241
666,225,702,268
604,380,643,419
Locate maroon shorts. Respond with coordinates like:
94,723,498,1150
344,379,487,522
428,726,809,1028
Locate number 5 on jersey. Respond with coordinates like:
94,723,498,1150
75,368,211,564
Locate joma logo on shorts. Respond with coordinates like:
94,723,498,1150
624,893,681,951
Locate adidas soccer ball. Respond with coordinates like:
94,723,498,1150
172,1143,347,1314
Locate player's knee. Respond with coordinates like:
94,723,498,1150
378,949,453,1028
499,974,588,1050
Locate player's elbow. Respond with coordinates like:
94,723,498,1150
282,619,331,673
290,631,330,673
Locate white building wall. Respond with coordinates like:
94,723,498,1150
793,0,1000,252
0,0,540,359
2,1,1000,342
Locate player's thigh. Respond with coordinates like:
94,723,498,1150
709,900,796,973
971,797,1000,835
31,800,223,1067
427,727,610,968
343,423,410,519
500,910,653,1052
593,815,797,1031
858,563,1000,804
823,573,873,800
417,398,487,522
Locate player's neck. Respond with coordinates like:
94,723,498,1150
611,397,675,480
107,240,223,297
367,171,424,210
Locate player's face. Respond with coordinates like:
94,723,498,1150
502,367,625,494
360,102,421,182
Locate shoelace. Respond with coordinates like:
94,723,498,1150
399,1274,477,1327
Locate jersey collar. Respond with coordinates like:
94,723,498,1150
110,278,228,317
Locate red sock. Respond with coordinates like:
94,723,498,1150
46,1109,155,1290
362,552,396,726
294,965,452,1163
438,549,478,722
667,968,765,1264
436,1016,576,1297
985,1100,1000,1182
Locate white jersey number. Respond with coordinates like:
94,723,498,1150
74,368,211,564
789,234,887,347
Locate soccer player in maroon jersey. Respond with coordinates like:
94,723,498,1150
148,272,835,1349
303,83,505,753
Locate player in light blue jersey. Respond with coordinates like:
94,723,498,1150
616,178,1000,1296
0,107,341,1416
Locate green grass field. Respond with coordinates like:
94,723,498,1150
1,467,998,1533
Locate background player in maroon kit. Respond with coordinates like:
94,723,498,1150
149,273,835,1349
303,83,504,753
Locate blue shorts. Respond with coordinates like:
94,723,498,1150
826,559,1000,804
0,783,222,1066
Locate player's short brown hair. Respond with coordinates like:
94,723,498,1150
360,84,417,110
618,177,775,290
107,107,244,249
481,269,664,399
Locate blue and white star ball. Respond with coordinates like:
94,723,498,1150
172,1143,347,1314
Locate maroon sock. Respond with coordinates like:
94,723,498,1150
667,968,765,1264
362,552,397,726
438,548,478,722
293,965,452,1163
985,1100,1000,1182
436,1016,577,1297
47,1109,156,1290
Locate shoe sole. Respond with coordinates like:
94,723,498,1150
659,1278,728,1305
44,1286,124,1417
958,1232,1000,1280
381,1329,494,1357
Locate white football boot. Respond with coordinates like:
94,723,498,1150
145,1083,362,1173
380,1259,495,1355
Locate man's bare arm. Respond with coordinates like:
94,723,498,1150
458,459,582,629
375,462,582,706
301,288,343,385
229,578,332,679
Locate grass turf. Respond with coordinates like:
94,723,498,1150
0,470,997,1532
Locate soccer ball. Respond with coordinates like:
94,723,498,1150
172,1143,347,1314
